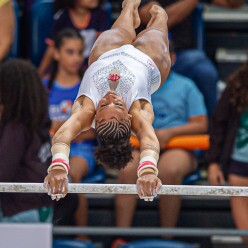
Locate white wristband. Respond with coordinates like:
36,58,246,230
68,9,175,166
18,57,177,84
137,165,159,177
139,156,157,165
51,143,70,157
47,163,68,174
52,153,69,164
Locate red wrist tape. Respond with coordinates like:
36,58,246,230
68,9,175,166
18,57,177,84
137,161,156,172
51,158,70,171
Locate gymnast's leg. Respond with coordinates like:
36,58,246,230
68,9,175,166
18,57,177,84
133,5,171,84
89,0,141,65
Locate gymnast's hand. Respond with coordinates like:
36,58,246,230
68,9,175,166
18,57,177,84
136,172,162,202
44,167,68,201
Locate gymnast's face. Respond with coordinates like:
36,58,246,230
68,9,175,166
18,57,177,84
95,92,130,125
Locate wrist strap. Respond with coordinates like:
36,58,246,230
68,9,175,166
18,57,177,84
137,161,156,172
53,152,69,164
137,165,158,177
51,143,70,157
48,153,70,174
139,168,157,177
48,163,68,174
140,149,159,162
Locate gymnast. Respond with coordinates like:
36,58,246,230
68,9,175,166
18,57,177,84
44,0,171,201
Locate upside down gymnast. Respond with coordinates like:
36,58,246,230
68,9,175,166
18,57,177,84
44,0,171,201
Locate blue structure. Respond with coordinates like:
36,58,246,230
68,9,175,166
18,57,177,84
81,167,106,184
53,239,96,248
30,0,54,66
8,0,20,58
183,169,201,185
193,3,205,50
120,239,194,248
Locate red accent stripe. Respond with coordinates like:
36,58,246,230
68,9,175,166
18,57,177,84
51,158,70,171
137,161,156,172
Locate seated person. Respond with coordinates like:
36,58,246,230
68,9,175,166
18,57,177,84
44,0,171,202
0,0,14,62
0,59,52,223
207,63,248,245
204,0,245,8
114,41,207,242
43,28,96,239
39,0,110,76
138,0,218,117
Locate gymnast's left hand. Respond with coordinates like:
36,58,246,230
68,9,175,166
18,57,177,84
136,173,162,202
44,167,68,201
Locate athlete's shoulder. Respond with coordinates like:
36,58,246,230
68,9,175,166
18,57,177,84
129,100,154,124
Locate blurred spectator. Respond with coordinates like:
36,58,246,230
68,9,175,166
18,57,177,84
0,59,52,223
207,63,248,245
39,0,110,76
43,28,96,240
204,0,245,8
0,0,14,62
138,0,218,117
113,42,207,245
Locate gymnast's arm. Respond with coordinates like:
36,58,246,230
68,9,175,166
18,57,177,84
130,101,162,198
44,96,95,199
130,101,159,155
52,97,95,146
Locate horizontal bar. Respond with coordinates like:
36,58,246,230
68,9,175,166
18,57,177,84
1,183,248,197
53,227,248,237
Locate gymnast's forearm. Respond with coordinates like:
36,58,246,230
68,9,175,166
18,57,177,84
49,113,91,174
52,116,83,146
139,134,160,155
137,134,160,178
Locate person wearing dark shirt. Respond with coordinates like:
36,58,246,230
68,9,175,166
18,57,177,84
207,63,248,245
0,59,52,222
39,0,110,76
139,0,218,117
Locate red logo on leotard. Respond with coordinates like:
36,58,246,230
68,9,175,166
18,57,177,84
108,74,120,81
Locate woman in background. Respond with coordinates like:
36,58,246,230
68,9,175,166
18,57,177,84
0,59,52,223
207,63,248,245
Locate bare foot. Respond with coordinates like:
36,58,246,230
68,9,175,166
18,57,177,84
147,5,168,29
122,0,141,29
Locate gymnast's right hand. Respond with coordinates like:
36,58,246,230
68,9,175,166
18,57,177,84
136,173,162,201
44,167,68,201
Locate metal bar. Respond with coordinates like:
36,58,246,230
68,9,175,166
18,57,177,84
0,183,248,196
53,227,248,237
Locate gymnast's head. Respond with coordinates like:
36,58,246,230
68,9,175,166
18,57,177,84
94,91,133,170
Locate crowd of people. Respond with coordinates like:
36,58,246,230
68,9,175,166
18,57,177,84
0,0,248,247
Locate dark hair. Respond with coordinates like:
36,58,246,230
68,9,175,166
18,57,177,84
48,28,84,90
53,0,104,12
94,119,133,169
0,59,48,130
227,63,248,113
